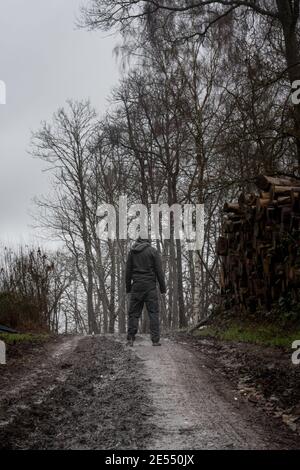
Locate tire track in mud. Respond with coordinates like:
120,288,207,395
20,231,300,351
0,336,154,450
0,336,81,443
1,334,298,450
0,336,81,429
132,335,298,450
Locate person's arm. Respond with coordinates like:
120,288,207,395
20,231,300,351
126,251,133,293
153,249,167,294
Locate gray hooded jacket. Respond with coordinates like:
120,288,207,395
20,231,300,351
126,239,166,294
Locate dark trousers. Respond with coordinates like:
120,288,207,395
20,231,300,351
127,287,160,343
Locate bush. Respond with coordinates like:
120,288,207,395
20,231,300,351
0,246,67,332
0,291,44,331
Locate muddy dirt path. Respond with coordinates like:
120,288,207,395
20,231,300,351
0,336,81,410
131,336,298,450
0,334,298,449
0,335,153,449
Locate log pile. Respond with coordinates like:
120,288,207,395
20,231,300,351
217,175,300,312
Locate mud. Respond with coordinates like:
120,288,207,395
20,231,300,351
173,332,300,444
133,336,299,449
0,336,154,449
0,334,299,450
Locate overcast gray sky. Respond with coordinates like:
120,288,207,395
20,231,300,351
0,0,120,246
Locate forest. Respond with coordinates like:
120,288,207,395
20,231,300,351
2,0,300,454
1,0,300,335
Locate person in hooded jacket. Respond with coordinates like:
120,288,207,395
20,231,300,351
126,237,166,346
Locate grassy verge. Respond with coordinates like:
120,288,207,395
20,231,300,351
193,322,300,348
0,332,50,345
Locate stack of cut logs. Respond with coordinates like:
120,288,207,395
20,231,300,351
217,175,300,312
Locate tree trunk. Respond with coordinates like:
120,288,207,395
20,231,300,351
176,239,187,328
108,240,116,333
118,243,126,333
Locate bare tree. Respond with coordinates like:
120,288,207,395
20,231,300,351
81,0,300,168
31,101,99,334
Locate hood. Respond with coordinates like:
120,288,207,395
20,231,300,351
132,240,151,253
